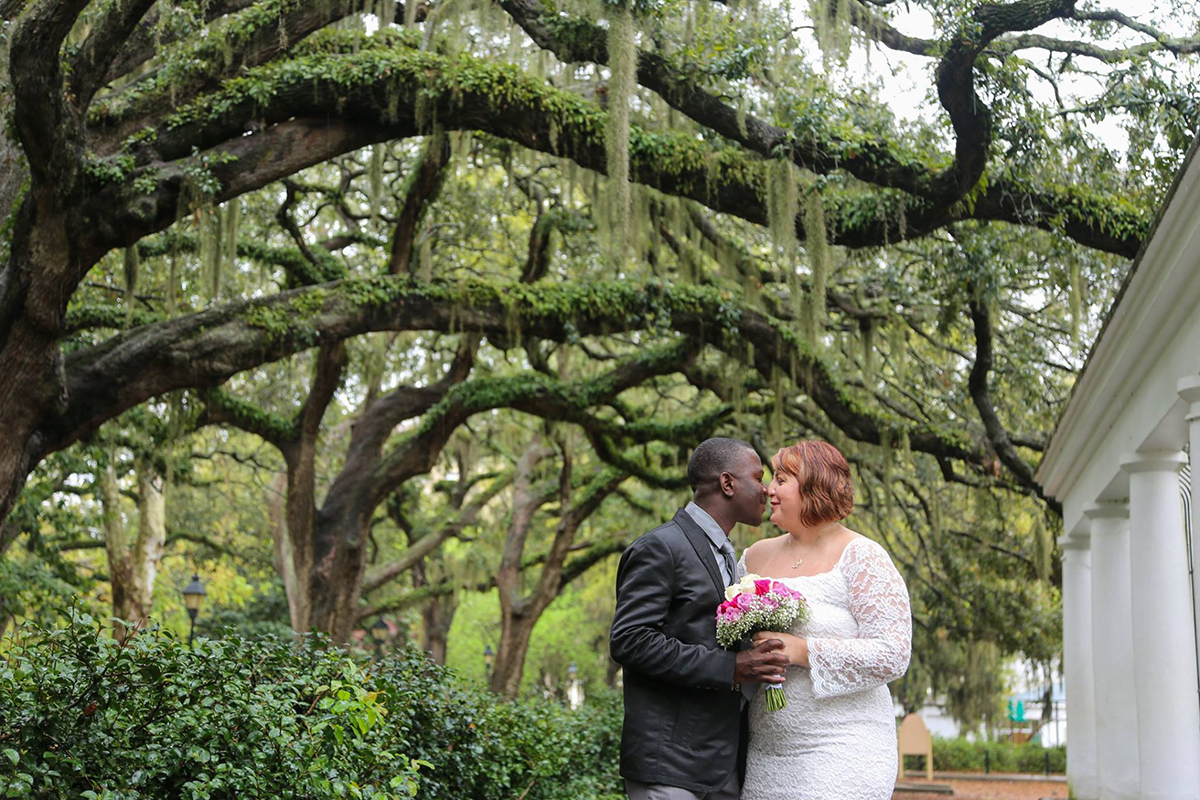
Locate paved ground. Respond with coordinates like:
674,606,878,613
894,777,1068,799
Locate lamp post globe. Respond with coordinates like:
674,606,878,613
566,662,584,710
182,574,206,646
370,618,389,659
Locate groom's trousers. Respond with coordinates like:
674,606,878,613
624,773,740,800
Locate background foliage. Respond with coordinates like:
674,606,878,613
3,0,1200,768
0,613,622,799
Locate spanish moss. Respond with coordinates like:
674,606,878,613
606,0,636,262
1069,260,1083,343
810,0,852,63
861,318,875,387
880,428,892,513
891,321,908,382
369,144,385,220
222,197,240,278
804,190,829,342
122,247,139,307
766,157,799,259
1032,515,1052,582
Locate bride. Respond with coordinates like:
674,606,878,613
739,440,912,800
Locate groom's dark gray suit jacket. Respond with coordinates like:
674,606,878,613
610,508,744,794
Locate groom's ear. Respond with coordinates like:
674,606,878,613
719,471,736,497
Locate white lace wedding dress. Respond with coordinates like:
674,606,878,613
738,537,912,800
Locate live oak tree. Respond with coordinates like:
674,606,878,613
2,0,1198,691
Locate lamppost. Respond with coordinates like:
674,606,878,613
567,662,583,709
370,618,389,660
483,644,494,683
182,574,206,646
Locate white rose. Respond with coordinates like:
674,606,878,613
726,573,761,600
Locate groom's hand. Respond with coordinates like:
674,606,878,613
735,638,788,685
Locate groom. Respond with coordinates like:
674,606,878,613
610,437,788,800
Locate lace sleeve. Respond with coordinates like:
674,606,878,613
737,549,748,580
808,538,912,699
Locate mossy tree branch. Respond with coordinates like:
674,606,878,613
197,387,298,446
88,44,1145,274
91,0,409,146
966,293,1058,512
43,278,1009,495
388,132,452,274
8,0,90,186
361,471,514,595
355,532,630,623
498,0,1089,234
69,0,160,110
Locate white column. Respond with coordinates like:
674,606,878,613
1178,375,1200,675
1084,503,1139,800
1060,530,1099,800
1121,450,1200,800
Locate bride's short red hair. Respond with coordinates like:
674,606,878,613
771,440,854,526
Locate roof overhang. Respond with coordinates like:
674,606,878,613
1036,135,1200,515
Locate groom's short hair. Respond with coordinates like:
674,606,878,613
687,437,756,490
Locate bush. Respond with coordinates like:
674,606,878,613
373,653,623,800
907,736,1065,775
0,611,623,799
1015,742,1065,774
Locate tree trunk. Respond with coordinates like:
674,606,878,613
422,597,455,665
273,450,375,643
303,507,374,643
267,472,305,633
128,466,166,626
0,519,20,638
490,603,538,696
490,439,626,697
99,459,166,640
98,461,132,637
274,342,353,639
0,210,83,525
606,654,622,688
272,459,377,643
414,558,457,664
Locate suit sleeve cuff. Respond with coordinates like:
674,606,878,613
703,648,738,689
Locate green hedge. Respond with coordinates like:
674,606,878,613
903,736,1066,775
0,610,623,799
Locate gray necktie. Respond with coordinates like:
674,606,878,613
718,538,737,587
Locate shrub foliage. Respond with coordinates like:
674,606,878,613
905,736,1066,775
0,612,621,799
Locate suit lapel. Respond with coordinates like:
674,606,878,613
674,508,727,596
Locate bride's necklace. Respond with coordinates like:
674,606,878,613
788,536,804,569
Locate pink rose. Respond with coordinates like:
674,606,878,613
735,593,756,611
774,584,800,600
754,579,773,595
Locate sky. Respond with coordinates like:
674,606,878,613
806,0,1200,154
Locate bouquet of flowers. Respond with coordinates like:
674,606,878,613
716,573,810,712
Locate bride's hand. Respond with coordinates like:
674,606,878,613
753,631,809,668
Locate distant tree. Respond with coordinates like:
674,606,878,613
2,0,1196,670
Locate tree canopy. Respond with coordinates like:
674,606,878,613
2,0,1198,713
